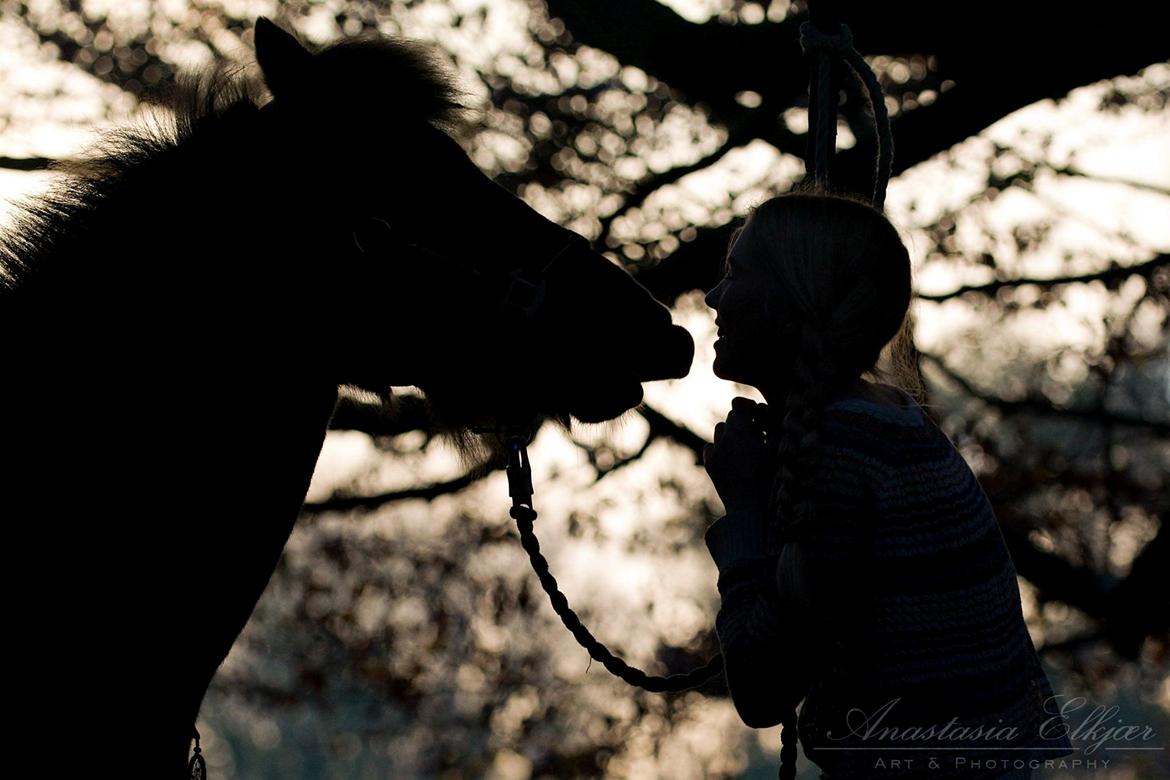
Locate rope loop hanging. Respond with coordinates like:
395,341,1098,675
798,20,893,210
799,21,854,57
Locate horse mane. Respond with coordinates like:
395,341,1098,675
0,29,512,467
0,32,469,294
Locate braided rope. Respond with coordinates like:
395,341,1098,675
800,22,843,194
798,21,894,209
509,503,724,692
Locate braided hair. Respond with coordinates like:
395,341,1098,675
727,190,918,779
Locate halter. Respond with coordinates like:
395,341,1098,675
350,214,588,326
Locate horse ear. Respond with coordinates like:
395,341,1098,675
254,17,314,101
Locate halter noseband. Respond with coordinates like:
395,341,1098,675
351,215,586,327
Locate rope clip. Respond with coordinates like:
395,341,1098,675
504,435,534,507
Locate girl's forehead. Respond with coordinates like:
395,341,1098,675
727,226,757,267
732,219,762,251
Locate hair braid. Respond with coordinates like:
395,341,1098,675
763,320,838,779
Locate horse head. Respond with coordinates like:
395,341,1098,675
251,18,694,462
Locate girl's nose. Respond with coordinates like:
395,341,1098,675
704,284,720,310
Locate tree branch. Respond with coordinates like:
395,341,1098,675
0,156,57,172
598,102,802,244
916,254,1169,303
310,401,711,513
548,0,1169,202
919,350,1170,434
301,466,496,514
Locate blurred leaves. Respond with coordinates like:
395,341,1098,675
3,0,1169,777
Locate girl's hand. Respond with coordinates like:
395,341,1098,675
704,396,776,515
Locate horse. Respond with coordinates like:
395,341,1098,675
0,18,693,776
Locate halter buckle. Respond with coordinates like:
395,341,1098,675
502,269,546,323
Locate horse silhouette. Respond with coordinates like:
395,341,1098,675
0,18,693,775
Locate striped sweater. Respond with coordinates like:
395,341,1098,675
703,385,1075,779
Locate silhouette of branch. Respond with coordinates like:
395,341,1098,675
919,350,1170,434
569,428,659,481
1102,521,1170,658
571,396,713,480
1046,164,1170,197
309,401,710,513
968,416,1167,659
301,466,498,514
997,523,1118,616
597,104,798,243
548,0,1169,203
545,0,807,117
915,254,1169,303
1036,629,1104,656
1002,516,1169,660
637,403,709,462
0,156,57,171
313,389,1169,660
207,673,307,707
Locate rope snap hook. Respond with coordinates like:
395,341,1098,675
504,434,534,508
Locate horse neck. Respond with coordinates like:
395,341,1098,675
23,109,342,362
2,96,345,444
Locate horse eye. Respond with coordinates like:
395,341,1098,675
351,217,394,255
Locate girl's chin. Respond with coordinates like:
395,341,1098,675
711,359,757,388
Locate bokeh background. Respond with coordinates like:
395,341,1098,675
1,1,1167,777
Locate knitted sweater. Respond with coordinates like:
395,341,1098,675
703,386,1075,779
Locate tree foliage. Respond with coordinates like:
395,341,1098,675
3,1,1168,776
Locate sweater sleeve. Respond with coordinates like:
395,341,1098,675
703,422,879,731
704,510,816,729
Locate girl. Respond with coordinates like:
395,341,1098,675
701,192,1074,779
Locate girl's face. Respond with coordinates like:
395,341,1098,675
704,219,780,388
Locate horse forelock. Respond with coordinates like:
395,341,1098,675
310,35,472,134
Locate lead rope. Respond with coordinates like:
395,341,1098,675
497,15,895,780
188,727,206,779
502,433,724,691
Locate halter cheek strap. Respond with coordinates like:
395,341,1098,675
501,234,587,324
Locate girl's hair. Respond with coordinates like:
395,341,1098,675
728,187,920,779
